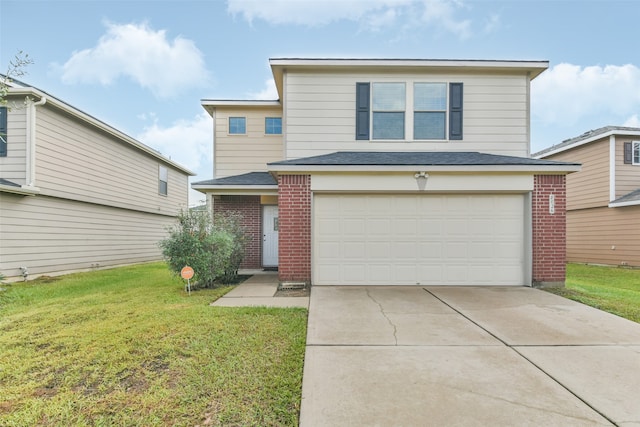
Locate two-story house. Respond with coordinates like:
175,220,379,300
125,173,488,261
0,77,194,281
193,58,580,287
534,126,640,267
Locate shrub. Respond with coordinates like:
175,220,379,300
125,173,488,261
159,209,247,288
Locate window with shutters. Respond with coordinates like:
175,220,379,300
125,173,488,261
634,142,640,165
0,107,7,157
356,82,462,141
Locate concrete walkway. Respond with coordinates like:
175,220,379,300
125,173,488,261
210,271,309,308
300,286,640,426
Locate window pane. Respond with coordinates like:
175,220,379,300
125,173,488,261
229,117,246,134
634,142,640,164
159,166,168,195
373,112,404,139
372,83,405,111
414,112,445,139
265,117,282,134
414,83,446,111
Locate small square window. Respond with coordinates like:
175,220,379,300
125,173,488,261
265,117,282,134
159,165,168,196
229,117,246,134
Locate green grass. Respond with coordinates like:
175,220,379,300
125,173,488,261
546,263,640,323
0,263,307,426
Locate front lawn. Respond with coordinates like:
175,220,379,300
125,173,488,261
546,263,640,323
0,263,307,426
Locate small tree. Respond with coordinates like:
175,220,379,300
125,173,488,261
159,209,247,288
1,51,34,106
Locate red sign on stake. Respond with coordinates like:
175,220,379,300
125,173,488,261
181,266,195,280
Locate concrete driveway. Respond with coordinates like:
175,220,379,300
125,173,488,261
300,286,640,426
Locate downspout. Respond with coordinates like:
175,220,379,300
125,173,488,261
26,95,47,187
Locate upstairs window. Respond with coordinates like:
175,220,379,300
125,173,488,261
414,83,447,140
265,117,282,134
372,83,405,140
624,141,640,165
229,117,246,134
356,82,463,141
0,107,7,157
634,141,640,165
159,165,168,196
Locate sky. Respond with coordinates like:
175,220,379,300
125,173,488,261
2,0,640,206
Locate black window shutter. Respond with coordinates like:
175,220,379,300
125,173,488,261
0,107,7,157
449,83,463,140
623,142,632,164
356,82,370,140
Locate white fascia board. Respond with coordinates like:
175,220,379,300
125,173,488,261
7,88,195,176
535,129,640,159
267,164,581,174
191,185,278,195
0,184,40,196
608,200,640,208
201,100,280,107
269,58,549,80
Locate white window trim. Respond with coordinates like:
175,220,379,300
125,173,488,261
369,80,451,142
633,141,640,165
228,117,247,135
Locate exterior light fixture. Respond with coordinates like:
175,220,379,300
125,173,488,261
414,171,429,191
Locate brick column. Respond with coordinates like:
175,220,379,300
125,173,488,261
214,195,261,269
278,174,311,284
532,175,567,287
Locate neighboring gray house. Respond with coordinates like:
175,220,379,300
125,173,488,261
0,77,194,281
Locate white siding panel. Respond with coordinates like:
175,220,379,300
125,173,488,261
0,193,176,280
284,71,530,159
34,105,187,214
0,103,28,184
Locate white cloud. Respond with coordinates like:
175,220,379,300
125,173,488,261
58,21,209,98
137,112,213,206
532,63,640,126
623,114,640,128
247,79,279,100
227,0,474,39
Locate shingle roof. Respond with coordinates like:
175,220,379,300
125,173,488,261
268,151,578,167
192,172,276,186
611,188,640,205
0,178,20,187
534,126,640,158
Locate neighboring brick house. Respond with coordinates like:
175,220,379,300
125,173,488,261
534,126,640,267
0,77,194,281
193,58,580,287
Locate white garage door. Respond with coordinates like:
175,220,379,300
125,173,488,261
313,194,526,286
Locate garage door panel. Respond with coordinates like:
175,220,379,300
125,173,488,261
314,194,525,286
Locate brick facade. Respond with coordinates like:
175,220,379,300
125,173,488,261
277,175,312,284
214,195,261,269
532,175,567,287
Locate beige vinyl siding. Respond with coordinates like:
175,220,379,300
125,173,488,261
545,139,610,210
284,71,530,159
214,106,284,178
567,206,640,267
34,105,187,215
615,137,640,198
0,192,176,280
0,103,27,184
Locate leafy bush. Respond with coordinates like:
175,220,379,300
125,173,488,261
159,209,248,288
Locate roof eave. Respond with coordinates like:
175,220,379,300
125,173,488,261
535,129,640,158
6,87,195,176
267,164,581,173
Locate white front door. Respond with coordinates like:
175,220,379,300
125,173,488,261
262,205,279,267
